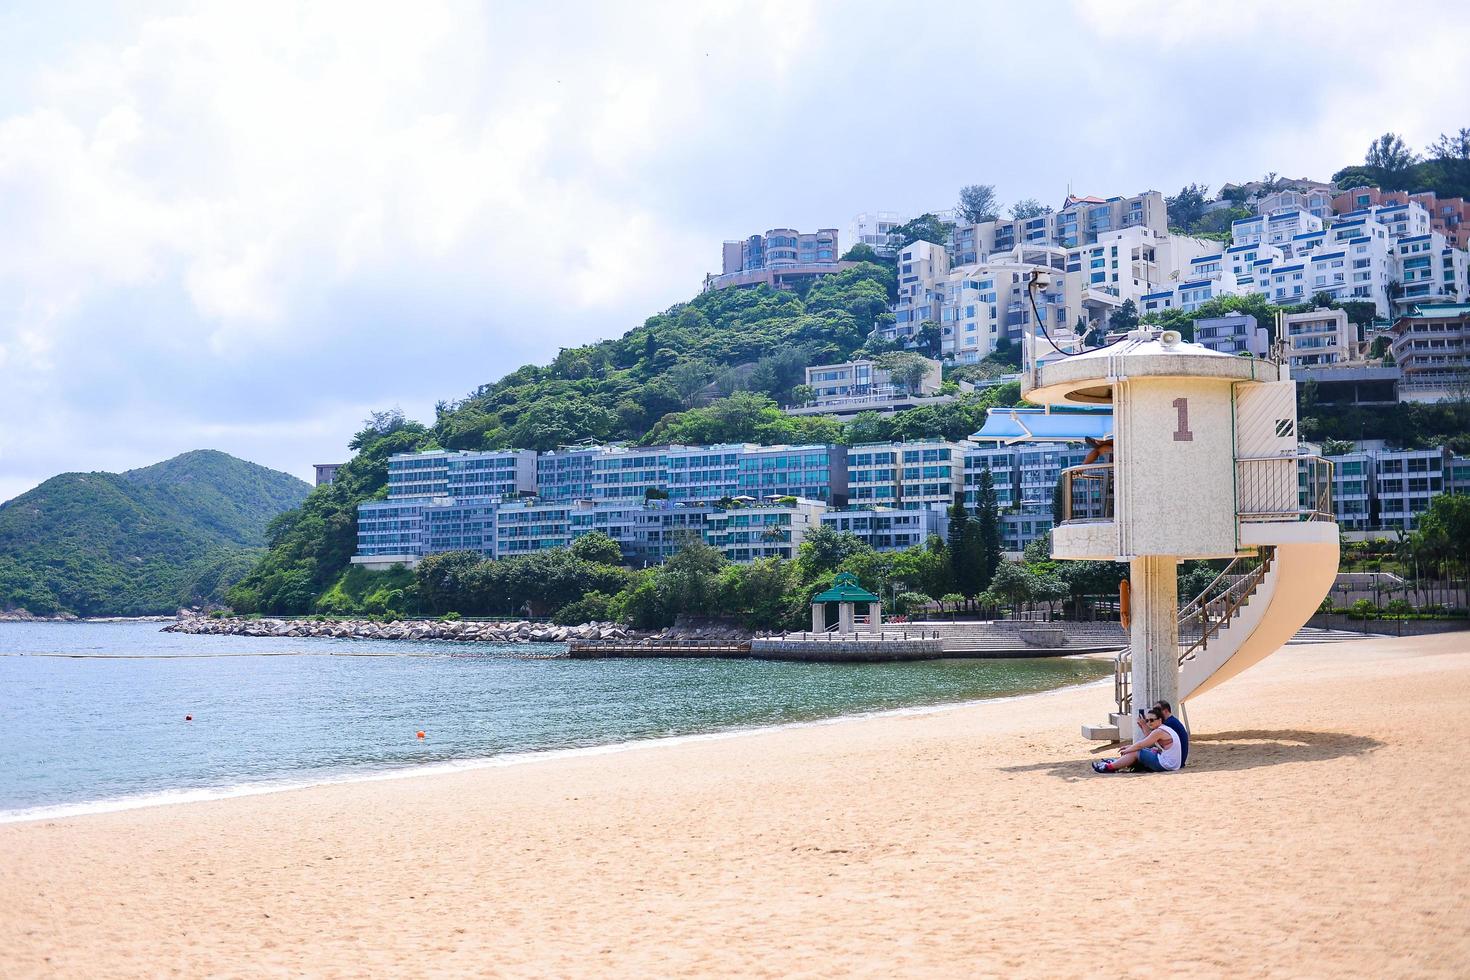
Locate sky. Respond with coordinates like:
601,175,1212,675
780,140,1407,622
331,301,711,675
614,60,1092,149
2,0,1468,502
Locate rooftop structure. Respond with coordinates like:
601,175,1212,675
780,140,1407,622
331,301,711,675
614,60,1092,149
705,227,851,292
791,356,943,416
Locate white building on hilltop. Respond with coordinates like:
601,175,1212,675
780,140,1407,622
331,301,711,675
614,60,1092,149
848,211,910,258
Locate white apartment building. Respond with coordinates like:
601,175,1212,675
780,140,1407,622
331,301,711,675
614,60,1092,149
1282,308,1354,368
887,191,1212,362
1142,206,1418,318
803,357,942,404
901,227,1213,362
820,508,941,552
1396,232,1469,311
897,440,965,510
1254,187,1335,220
848,211,910,257
663,444,752,504
1231,209,1325,248
704,498,825,562
949,190,1167,264
1193,313,1269,356
891,239,950,337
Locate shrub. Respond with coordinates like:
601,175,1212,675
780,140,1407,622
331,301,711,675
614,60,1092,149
552,592,614,626
895,591,934,615
1349,598,1379,620
440,611,463,622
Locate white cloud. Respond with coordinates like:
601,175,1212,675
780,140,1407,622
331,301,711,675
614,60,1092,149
1,0,1468,502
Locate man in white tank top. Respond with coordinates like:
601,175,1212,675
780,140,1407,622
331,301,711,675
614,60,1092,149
1092,708,1181,773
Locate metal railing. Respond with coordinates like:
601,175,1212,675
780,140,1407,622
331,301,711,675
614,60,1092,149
1058,463,1115,523
1113,545,1278,714
1061,456,1334,527
1235,454,1334,523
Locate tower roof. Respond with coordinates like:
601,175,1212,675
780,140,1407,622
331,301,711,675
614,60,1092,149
812,572,880,605
1025,329,1282,406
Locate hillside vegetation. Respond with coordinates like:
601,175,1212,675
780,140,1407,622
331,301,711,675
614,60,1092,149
0,450,310,616
228,264,1026,614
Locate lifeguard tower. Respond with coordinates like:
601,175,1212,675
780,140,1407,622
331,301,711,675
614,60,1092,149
1022,313,1338,741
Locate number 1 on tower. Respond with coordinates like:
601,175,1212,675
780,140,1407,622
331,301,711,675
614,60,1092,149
1172,397,1193,442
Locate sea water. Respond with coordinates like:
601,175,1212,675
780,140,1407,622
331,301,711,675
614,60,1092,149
0,621,1110,820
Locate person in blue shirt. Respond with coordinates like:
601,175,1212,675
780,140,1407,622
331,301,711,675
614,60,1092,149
1152,700,1189,767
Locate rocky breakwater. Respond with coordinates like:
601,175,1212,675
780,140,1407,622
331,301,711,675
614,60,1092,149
161,617,634,644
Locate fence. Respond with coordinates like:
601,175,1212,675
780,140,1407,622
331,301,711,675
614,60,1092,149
1306,613,1470,637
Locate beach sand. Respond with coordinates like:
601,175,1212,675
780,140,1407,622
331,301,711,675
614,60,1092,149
3,632,1467,978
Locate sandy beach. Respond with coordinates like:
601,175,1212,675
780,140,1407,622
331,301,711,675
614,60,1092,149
3,631,1467,978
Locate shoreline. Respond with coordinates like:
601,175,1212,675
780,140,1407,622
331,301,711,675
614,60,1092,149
0,673,1112,826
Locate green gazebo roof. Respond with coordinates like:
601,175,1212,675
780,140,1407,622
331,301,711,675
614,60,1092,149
812,572,880,604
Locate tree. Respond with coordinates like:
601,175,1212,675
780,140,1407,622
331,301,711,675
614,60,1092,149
1165,183,1211,231
1426,128,1470,161
1411,492,1470,593
1365,132,1419,173
989,562,1037,612
840,243,884,263
1010,198,1052,220
875,351,931,394
569,531,624,566
1108,299,1139,334
891,213,955,249
939,592,966,619
974,467,1003,591
668,360,712,408
947,495,973,595
798,525,869,575
895,591,934,616
917,322,943,358
414,551,484,614
956,184,1000,223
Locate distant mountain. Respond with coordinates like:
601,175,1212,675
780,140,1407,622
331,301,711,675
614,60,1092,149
0,450,311,616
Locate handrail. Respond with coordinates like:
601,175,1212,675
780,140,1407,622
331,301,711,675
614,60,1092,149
1178,556,1248,620
1113,545,1278,714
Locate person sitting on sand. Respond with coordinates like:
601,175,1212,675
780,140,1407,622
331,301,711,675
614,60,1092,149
1153,699,1189,768
1092,708,1181,773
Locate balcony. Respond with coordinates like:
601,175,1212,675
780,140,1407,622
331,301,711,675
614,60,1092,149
1050,455,1335,560
1236,455,1334,522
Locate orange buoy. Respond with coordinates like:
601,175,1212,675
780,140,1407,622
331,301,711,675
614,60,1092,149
416,731,426,739
1119,579,1132,630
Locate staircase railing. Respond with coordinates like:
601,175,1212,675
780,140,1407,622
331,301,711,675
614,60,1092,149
1112,546,1277,714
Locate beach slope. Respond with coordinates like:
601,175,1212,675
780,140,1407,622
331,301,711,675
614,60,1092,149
3,632,1467,977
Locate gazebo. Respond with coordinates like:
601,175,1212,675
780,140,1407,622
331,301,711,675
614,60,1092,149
811,572,881,633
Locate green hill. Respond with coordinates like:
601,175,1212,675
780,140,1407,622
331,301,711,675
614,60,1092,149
0,450,311,616
227,264,1028,614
